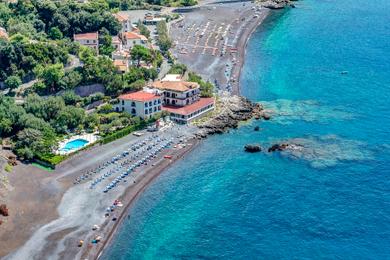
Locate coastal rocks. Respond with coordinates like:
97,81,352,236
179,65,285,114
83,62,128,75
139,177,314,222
268,143,289,152
269,135,373,169
196,95,266,137
244,144,262,153
258,0,291,9
260,99,354,124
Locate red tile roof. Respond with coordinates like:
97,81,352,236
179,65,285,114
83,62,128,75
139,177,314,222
74,32,98,40
119,91,160,102
152,80,199,92
163,98,215,116
113,13,128,22
123,31,147,41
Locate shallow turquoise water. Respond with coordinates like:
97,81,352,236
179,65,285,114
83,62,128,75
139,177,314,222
60,139,88,152
103,0,390,259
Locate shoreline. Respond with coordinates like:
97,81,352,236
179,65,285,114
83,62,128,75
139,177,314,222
1,3,272,260
90,138,201,260
231,9,270,95
92,7,272,259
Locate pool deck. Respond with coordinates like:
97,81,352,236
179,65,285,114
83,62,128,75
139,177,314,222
56,133,100,155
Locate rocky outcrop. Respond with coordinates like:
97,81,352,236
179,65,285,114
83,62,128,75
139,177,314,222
244,144,262,153
268,143,289,152
257,0,295,9
196,95,269,138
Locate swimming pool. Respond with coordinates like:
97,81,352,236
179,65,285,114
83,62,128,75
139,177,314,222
59,139,89,152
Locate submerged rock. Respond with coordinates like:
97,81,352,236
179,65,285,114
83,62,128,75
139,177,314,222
245,144,262,153
254,126,260,131
268,143,289,152
268,135,373,169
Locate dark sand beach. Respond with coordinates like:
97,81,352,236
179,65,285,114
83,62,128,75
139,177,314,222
170,1,269,94
0,2,270,259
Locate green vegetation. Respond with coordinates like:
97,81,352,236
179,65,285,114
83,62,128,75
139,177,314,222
156,21,172,53
4,164,12,173
0,0,122,82
188,72,214,97
168,63,187,75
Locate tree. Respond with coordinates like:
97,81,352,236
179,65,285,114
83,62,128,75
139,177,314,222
98,28,115,56
137,20,150,39
168,63,187,75
4,75,22,90
188,72,214,97
60,70,83,89
48,27,63,40
61,90,81,106
156,21,172,53
131,45,152,66
39,63,65,93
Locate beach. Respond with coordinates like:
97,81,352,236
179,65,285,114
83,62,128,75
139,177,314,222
170,1,269,94
0,2,271,260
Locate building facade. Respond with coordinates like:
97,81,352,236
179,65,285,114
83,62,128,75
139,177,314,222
122,31,148,49
150,80,215,123
151,81,201,107
113,13,133,33
73,32,99,53
116,91,162,119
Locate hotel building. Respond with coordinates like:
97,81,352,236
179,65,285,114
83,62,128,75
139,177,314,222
115,91,162,119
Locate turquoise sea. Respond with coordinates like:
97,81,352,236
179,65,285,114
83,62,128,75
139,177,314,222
103,0,390,259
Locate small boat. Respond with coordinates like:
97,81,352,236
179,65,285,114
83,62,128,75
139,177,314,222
341,71,348,75
164,155,173,159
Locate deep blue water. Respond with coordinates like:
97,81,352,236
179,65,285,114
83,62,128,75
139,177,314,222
103,0,390,259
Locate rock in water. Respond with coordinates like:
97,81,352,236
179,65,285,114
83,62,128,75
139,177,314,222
254,126,260,131
244,144,262,153
262,113,271,120
268,143,289,152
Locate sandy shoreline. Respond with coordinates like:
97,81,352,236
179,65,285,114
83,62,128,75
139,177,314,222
170,1,270,94
90,138,200,260
0,3,272,260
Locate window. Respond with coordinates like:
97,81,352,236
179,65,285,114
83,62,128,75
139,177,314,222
154,100,157,105
149,101,152,106
158,99,161,104
145,110,148,114
122,100,124,105
154,107,157,112
131,102,135,107
122,107,124,112
131,108,136,114
158,106,161,111
145,102,148,107
149,108,152,113
87,40,90,43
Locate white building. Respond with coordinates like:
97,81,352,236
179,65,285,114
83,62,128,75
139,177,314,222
113,13,133,33
112,36,122,52
115,91,163,119
150,80,215,123
151,80,201,107
122,31,148,49
73,32,99,53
